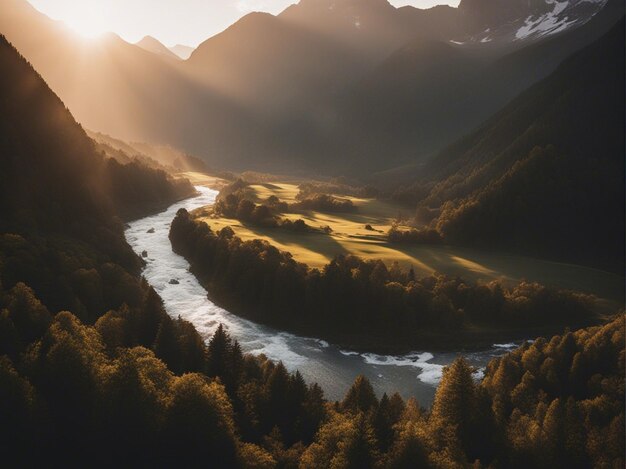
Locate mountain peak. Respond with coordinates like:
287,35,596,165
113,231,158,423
136,35,180,60
169,44,195,60
283,0,395,16
137,35,161,45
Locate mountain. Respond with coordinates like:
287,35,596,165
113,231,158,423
136,35,180,60
454,0,608,44
181,0,618,174
184,0,459,113
169,44,194,59
0,0,618,176
185,11,362,113
0,31,193,228
336,0,624,175
406,19,625,272
0,10,623,467
0,0,219,145
0,35,108,231
278,0,461,59
278,0,608,51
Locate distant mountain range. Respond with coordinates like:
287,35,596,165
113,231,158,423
0,0,621,176
136,36,181,61
135,36,196,61
169,44,194,60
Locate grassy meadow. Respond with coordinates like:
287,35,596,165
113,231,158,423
191,181,624,305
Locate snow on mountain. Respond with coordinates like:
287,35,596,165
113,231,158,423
515,0,609,40
454,0,609,45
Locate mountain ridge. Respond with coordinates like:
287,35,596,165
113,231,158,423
408,18,625,272
136,35,180,60
0,0,619,176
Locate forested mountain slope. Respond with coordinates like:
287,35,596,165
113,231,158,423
0,33,193,317
409,19,625,272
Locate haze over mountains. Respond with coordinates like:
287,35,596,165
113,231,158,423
135,36,196,61
1,0,620,176
169,44,194,59
136,36,181,61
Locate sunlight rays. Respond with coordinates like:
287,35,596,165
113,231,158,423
54,1,111,39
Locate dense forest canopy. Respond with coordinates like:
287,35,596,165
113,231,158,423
1,280,623,467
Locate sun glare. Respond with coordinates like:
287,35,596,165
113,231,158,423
59,2,111,39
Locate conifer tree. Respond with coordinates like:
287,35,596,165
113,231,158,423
342,375,378,414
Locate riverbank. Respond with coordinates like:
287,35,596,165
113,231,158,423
200,279,606,355
171,205,611,356
124,185,529,403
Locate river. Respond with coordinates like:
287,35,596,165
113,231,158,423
124,186,620,404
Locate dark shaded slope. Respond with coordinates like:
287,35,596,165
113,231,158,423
334,39,485,173
0,34,112,229
0,33,194,227
417,20,625,272
0,34,194,315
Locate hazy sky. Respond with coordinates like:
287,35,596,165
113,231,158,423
27,0,460,47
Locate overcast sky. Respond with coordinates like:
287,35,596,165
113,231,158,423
27,0,460,47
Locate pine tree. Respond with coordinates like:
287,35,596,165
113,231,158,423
429,358,478,460
207,323,231,378
332,412,380,469
371,393,394,452
303,382,326,443
286,370,308,442
265,362,291,434
136,286,166,347
342,375,378,414
175,316,206,373
540,398,565,467
388,419,431,469
152,315,180,373
224,339,244,393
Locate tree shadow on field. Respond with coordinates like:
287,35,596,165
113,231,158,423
242,223,350,266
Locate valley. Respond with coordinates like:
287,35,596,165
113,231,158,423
194,178,623,305
0,0,623,466
125,184,520,404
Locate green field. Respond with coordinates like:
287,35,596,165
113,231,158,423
193,180,624,305
196,181,417,268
